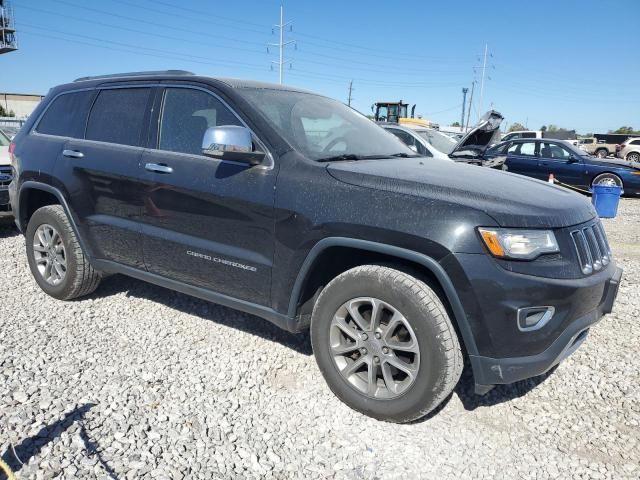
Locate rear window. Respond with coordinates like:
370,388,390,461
36,91,94,138
86,88,151,147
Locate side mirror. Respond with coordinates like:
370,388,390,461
202,126,265,165
567,155,578,163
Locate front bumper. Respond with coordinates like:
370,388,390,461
470,265,621,387
0,187,12,218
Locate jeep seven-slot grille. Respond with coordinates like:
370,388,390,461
571,222,611,275
0,166,12,187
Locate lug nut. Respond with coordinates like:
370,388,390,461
360,348,368,355
361,333,368,341
375,332,382,339
382,347,389,354
373,356,380,364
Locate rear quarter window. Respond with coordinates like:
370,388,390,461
86,88,151,147
36,90,94,138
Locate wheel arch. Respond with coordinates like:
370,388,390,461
590,171,624,187
288,237,479,356
17,181,93,259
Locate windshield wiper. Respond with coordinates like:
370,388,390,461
389,152,420,158
316,154,362,163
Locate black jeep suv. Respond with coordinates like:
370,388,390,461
9,71,622,423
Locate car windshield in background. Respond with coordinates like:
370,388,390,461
415,129,457,154
0,130,10,146
237,89,415,161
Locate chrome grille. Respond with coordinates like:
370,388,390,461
571,222,611,275
0,166,12,187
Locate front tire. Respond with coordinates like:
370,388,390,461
592,173,623,189
311,265,463,423
26,205,101,300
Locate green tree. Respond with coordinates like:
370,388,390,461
0,104,7,117
612,126,638,134
508,122,527,132
451,121,461,127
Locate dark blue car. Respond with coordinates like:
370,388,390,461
486,138,640,196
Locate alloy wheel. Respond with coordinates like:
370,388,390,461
33,224,67,286
628,152,640,163
329,297,420,399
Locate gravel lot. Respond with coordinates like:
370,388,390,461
1,199,638,480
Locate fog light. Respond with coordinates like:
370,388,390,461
517,306,555,332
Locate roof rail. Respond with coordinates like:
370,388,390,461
73,70,195,82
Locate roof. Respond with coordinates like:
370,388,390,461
71,70,314,94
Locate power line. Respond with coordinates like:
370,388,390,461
268,6,295,84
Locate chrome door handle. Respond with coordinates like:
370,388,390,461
63,149,84,159
145,163,173,174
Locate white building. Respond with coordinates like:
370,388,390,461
1,92,44,119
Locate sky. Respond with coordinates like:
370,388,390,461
1,0,639,133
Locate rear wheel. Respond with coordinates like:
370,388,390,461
592,173,623,189
595,148,608,159
627,152,640,163
26,205,101,300
311,265,463,423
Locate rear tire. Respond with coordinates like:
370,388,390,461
592,173,623,189
311,265,463,423
595,148,608,159
26,205,101,300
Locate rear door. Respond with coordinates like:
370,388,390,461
58,86,155,268
504,141,543,179
139,85,277,306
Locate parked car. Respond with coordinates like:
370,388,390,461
578,137,618,158
486,138,640,195
384,112,507,168
0,129,13,219
10,71,622,423
0,126,20,140
380,124,453,161
617,137,640,163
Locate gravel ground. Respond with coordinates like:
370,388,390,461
0,199,639,480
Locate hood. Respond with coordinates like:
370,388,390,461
450,110,504,157
586,156,640,170
327,158,596,228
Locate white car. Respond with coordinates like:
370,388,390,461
0,129,13,219
380,124,453,161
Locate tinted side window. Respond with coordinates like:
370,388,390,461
631,139,640,146
540,142,571,160
159,88,242,155
86,88,151,147
36,91,94,138
522,132,536,139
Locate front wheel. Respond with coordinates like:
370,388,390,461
311,265,463,423
592,173,623,189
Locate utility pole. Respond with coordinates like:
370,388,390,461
269,5,295,84
461,87,468,130
465,81,476,131
478,43,488,117
347,80,354,106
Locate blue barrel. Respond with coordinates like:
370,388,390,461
591,185,622,218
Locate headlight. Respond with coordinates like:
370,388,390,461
478,228,559,260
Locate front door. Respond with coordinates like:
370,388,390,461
140,86,277,306
537,142,586,188
58,86,155,269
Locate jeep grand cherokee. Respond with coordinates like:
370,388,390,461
9,71,622,422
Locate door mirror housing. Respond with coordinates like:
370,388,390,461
202,126,265,165
567,155,579,163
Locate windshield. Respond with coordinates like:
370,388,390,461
0,130,10,147
238,89,414,161
415,129,457,154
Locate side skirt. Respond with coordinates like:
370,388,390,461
93,259,298,333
